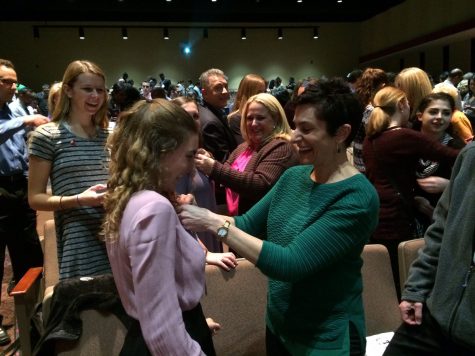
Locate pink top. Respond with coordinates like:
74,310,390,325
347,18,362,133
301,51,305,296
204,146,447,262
106,190,206,355
226,147,254,215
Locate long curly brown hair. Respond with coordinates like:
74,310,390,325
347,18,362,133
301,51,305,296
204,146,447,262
103,99,198,241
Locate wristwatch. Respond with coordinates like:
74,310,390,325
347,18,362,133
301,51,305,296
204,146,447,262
216,220,231,240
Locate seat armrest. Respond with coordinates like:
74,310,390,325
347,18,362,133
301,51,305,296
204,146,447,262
10,267,43,296
10,267,44,356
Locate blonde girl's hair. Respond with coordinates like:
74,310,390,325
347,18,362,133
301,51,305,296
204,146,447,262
103,99,198,241
240,93,292,147
366,86,407,138
47,82,62,117
52,60,109,128
394,67,433,120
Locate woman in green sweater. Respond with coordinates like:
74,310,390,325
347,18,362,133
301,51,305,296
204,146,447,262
180,78,379,355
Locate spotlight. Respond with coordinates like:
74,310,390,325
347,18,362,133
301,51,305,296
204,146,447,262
122,27,128,40
277,28,283,40
203,28,208,39
184,46,191,55
33,26,39,39
79,27,85,40
163,28,170,40
313,27,319,39
241,28,247,40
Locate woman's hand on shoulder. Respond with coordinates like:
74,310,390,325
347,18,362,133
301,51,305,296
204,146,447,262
206,251,238,271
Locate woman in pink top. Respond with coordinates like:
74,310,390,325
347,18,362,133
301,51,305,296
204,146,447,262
195,93,299,216
103,99,215,355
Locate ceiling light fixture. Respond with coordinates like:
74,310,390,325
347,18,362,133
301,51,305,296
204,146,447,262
122,27,128,39
313,27,319,39
241,28,247,40
163,27,170,40
277,28,283,40
78,27,85,40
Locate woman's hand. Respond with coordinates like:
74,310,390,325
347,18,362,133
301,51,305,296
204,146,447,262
414,196,434,218
176,194,196,206
179,204,221,233
206,318,221,335
417,176,449,194
399,301,423,325
77,184,107,207
206,252,238,271
194,153,215,176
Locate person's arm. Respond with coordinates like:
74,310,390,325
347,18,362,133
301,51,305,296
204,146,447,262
129,201,204,355
181,184,379,280
416,176,450,194
0,114,48,143
208,140,298,199
179,205,263,264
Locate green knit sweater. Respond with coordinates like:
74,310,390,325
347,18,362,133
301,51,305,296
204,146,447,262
235,165,379,353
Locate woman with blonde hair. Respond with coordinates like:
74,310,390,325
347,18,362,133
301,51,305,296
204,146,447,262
363,86,459,292
195,93,298,217
29,60,111,280
104,99,216,355
47,81,62,118
228,74,267,144
394,67,433,124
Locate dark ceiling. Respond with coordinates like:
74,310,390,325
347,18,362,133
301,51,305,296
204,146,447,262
4,0,405,23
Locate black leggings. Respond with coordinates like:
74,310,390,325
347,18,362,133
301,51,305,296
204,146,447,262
120,303,216,356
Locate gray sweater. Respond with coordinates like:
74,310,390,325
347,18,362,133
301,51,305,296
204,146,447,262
403,142,475,350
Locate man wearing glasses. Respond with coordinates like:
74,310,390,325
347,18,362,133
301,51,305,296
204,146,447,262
0,59,47,345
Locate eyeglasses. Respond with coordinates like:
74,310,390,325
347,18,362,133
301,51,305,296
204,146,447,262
0,78,18,86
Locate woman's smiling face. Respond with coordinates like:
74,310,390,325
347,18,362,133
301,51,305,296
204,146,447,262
417,99,452,137
245,102,275,147
292,104,336,167
65,72,106,117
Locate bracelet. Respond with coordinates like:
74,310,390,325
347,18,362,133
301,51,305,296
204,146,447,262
59,196,64,210
76,195,82,207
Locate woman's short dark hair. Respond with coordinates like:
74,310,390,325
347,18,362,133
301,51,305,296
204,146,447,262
295,78,363,146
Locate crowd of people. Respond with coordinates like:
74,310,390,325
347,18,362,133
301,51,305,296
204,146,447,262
1,56,474,355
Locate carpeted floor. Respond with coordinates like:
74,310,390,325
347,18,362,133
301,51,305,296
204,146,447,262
0,251,17,355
